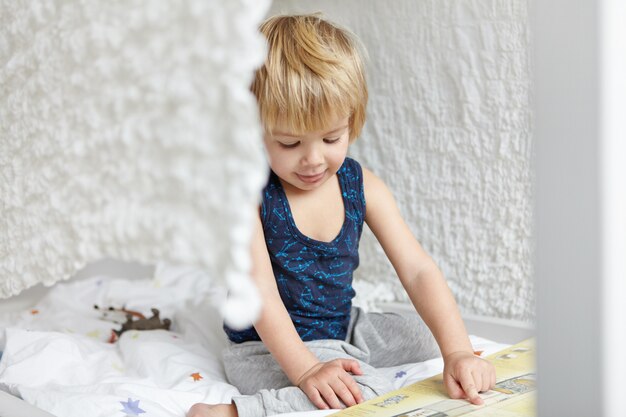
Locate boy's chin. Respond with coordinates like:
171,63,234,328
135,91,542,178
286,178,326,192
293,182,322,192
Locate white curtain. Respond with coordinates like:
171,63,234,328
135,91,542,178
0,0,271,328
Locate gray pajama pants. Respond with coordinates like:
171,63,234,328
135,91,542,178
223,307,440,416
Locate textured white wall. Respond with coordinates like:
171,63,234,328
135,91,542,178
0,0,271,329
268,0,534,322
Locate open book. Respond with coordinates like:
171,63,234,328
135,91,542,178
330,339,535,417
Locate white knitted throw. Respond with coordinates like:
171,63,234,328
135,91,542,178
0,0,270,328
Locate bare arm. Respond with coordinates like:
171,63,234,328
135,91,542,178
249,213,319,379
249,214,364,409
362,167,495,404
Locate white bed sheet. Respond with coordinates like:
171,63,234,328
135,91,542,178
0,265,508,417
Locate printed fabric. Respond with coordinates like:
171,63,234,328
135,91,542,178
225,157,366,342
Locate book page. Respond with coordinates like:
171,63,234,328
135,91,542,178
330,339,535,417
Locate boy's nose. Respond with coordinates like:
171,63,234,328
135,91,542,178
302,144,324,166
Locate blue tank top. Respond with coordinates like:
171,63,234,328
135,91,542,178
224,157,366,342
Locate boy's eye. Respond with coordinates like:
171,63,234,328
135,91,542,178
279,141,300,149
324,137,340,144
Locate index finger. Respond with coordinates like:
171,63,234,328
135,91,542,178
458,369,483,405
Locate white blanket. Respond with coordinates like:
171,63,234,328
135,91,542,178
0,265,508,417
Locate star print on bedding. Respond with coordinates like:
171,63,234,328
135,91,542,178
0,264,242,417
395,370,407,379
120,398,146,416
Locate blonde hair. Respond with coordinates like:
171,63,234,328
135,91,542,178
252,14,368,141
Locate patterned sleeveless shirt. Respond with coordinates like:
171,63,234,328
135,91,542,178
224,157,366,342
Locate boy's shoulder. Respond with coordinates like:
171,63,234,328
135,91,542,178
340,156,362,174
338,157,364,185
341,157,377,183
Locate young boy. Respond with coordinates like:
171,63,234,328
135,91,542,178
188,13,495,417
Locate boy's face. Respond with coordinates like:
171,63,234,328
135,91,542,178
264,115,350,192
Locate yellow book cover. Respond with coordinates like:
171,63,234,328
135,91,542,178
330,338,535,417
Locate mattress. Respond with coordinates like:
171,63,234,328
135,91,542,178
0,264,508,417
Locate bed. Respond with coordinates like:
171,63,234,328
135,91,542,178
1,2,521,416
0,262,509,417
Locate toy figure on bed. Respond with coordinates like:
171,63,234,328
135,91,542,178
94,305,171,343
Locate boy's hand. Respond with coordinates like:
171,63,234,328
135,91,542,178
296,359,365,410
443,351,496,405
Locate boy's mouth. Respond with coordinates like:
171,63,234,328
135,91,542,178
296,171,326,184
